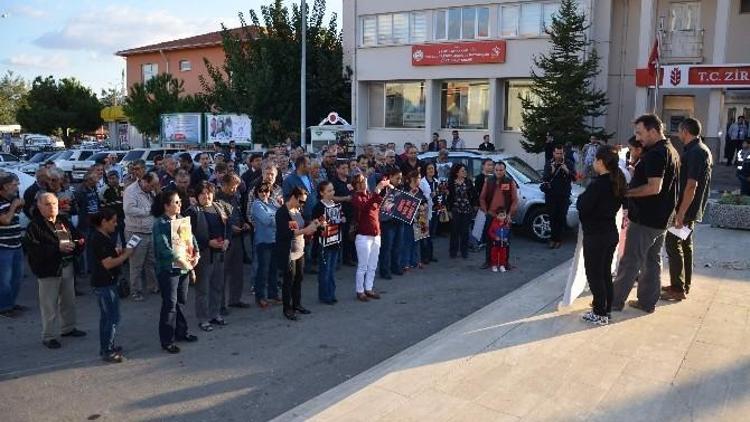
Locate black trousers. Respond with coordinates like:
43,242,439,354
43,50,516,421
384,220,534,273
449,212,472,258
665,222,695,294
282,257,304,312
547,198,569,242
157,271,189,347
583,231,618,317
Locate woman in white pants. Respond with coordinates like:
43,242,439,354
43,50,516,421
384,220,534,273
351,174,393,302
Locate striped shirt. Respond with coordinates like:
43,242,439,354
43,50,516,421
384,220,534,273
0,198,23,249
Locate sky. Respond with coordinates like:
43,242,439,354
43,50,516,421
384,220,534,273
0,0,342,94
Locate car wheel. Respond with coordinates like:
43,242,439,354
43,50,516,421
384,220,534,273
526,207,552,242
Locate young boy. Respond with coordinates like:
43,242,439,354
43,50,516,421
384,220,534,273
487,209,510,273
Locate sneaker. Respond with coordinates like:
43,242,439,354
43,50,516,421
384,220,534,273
130,292,145,302
499,266,507,273
102,352,124,364
491,266,499,272
43,339,62,349
581,311,608,326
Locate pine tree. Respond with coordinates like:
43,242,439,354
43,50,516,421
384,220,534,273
519,0,610,153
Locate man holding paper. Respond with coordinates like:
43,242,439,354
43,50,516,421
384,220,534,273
662,118,712,301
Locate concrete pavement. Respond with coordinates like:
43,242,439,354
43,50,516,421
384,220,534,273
276,224,750,422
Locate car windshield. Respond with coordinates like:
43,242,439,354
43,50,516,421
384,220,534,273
123,151,143,161
56,151,74,160
90,152,109,162
504,157,543,184
28,153,49,163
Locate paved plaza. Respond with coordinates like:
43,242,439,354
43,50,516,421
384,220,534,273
277,225,750,422
0,234,572,421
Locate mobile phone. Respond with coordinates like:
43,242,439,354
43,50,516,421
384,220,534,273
126,234,142,249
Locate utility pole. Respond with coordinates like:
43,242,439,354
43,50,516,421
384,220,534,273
300,0,307,150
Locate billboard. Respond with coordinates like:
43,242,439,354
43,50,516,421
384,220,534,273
161,113,202,144
412,40,506,66
206,114,252,143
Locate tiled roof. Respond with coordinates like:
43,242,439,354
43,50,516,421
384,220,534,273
116,27,256,56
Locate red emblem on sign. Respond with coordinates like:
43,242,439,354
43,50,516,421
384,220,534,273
670,67,682,86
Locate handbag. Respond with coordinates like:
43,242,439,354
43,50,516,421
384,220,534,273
438,208,451,223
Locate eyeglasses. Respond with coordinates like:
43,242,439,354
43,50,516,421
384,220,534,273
298,200,307,206
173,200,182,205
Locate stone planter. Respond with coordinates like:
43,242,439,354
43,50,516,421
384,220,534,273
705,202,750,230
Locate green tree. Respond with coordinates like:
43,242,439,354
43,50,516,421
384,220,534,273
16,76,102,145
100,86,125,107
0,71,28,125
123,73,208,138
201,0,351,146
519,0,610,153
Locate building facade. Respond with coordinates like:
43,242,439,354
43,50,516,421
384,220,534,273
343,0,750,166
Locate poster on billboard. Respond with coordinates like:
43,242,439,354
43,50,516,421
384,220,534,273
206,114,252,144
161,113,202,144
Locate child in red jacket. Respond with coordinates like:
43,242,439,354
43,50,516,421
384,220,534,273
487,209,510,273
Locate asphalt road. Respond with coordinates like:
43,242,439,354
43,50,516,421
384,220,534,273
0,232,574,422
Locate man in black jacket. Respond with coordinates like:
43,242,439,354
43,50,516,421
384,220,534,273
24,193,86,349
542,145,576,249
23,167,48,219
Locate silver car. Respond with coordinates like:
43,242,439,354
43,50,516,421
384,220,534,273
418,151,582,242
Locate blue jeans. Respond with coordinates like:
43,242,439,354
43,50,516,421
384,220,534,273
379,220,402,277
157,271,189,347
318,247,340,302
0,248,24,312
254,243,279,301
94,285,120,355
400,225,419,268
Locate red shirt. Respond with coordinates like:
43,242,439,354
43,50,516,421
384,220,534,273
352,191,383,236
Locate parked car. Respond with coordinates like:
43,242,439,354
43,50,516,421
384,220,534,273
0,153,20,167
13,151,58,175
120,148,183,171
54,149,100,179
71,151,127,182
1,168,35,228
418,150,582,242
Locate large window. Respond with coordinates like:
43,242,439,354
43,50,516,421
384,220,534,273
179,60,191,72
141,63,158,83
435,7,490,41
500,2,561,38
441,81,489,130
362,11,427,46
505,80,538,131
369,82,426,128
742,0,750,13
386,82,426,128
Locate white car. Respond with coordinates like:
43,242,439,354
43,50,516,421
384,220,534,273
15,151,61,175
71,151,127,182
0,153,20,167
54,149,100,178
2,168,35,228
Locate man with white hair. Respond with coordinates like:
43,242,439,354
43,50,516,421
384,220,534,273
123,172,160,301
24,193,86,348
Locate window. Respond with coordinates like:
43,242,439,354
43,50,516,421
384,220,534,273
462,7,476,40
392,13,409,44
410,12,427,42
505,80,538,131
377,14,393,44
448,8,461,39
386,82,426,128
477,7,490,38
669,2,701,31
435,10,447,40
441,81,490,129
543,3,561,30
520,3,542,36
179,60,191,72
742,0,750,13
362,16,376,46
141,63,158,83
500,5,519,37
368,84,385,127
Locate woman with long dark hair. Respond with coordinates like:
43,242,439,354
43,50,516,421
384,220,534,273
251,181,280,308
446,163,476,259
577,145,626,326
400,170,426,270
152,190,199,353
185,181,231,332
275,187,322,321
419,162,439,264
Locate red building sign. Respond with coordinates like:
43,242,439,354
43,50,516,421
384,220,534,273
635,64,750,88
412,41,507,66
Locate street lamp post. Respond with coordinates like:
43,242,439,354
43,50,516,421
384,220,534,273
300,0,307,150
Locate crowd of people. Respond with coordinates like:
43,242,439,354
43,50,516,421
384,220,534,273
0,137,528,363
0,115,715,362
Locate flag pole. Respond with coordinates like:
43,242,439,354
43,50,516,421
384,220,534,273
652,25,661,114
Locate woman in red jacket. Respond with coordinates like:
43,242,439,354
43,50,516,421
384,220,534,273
351,173,392,302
